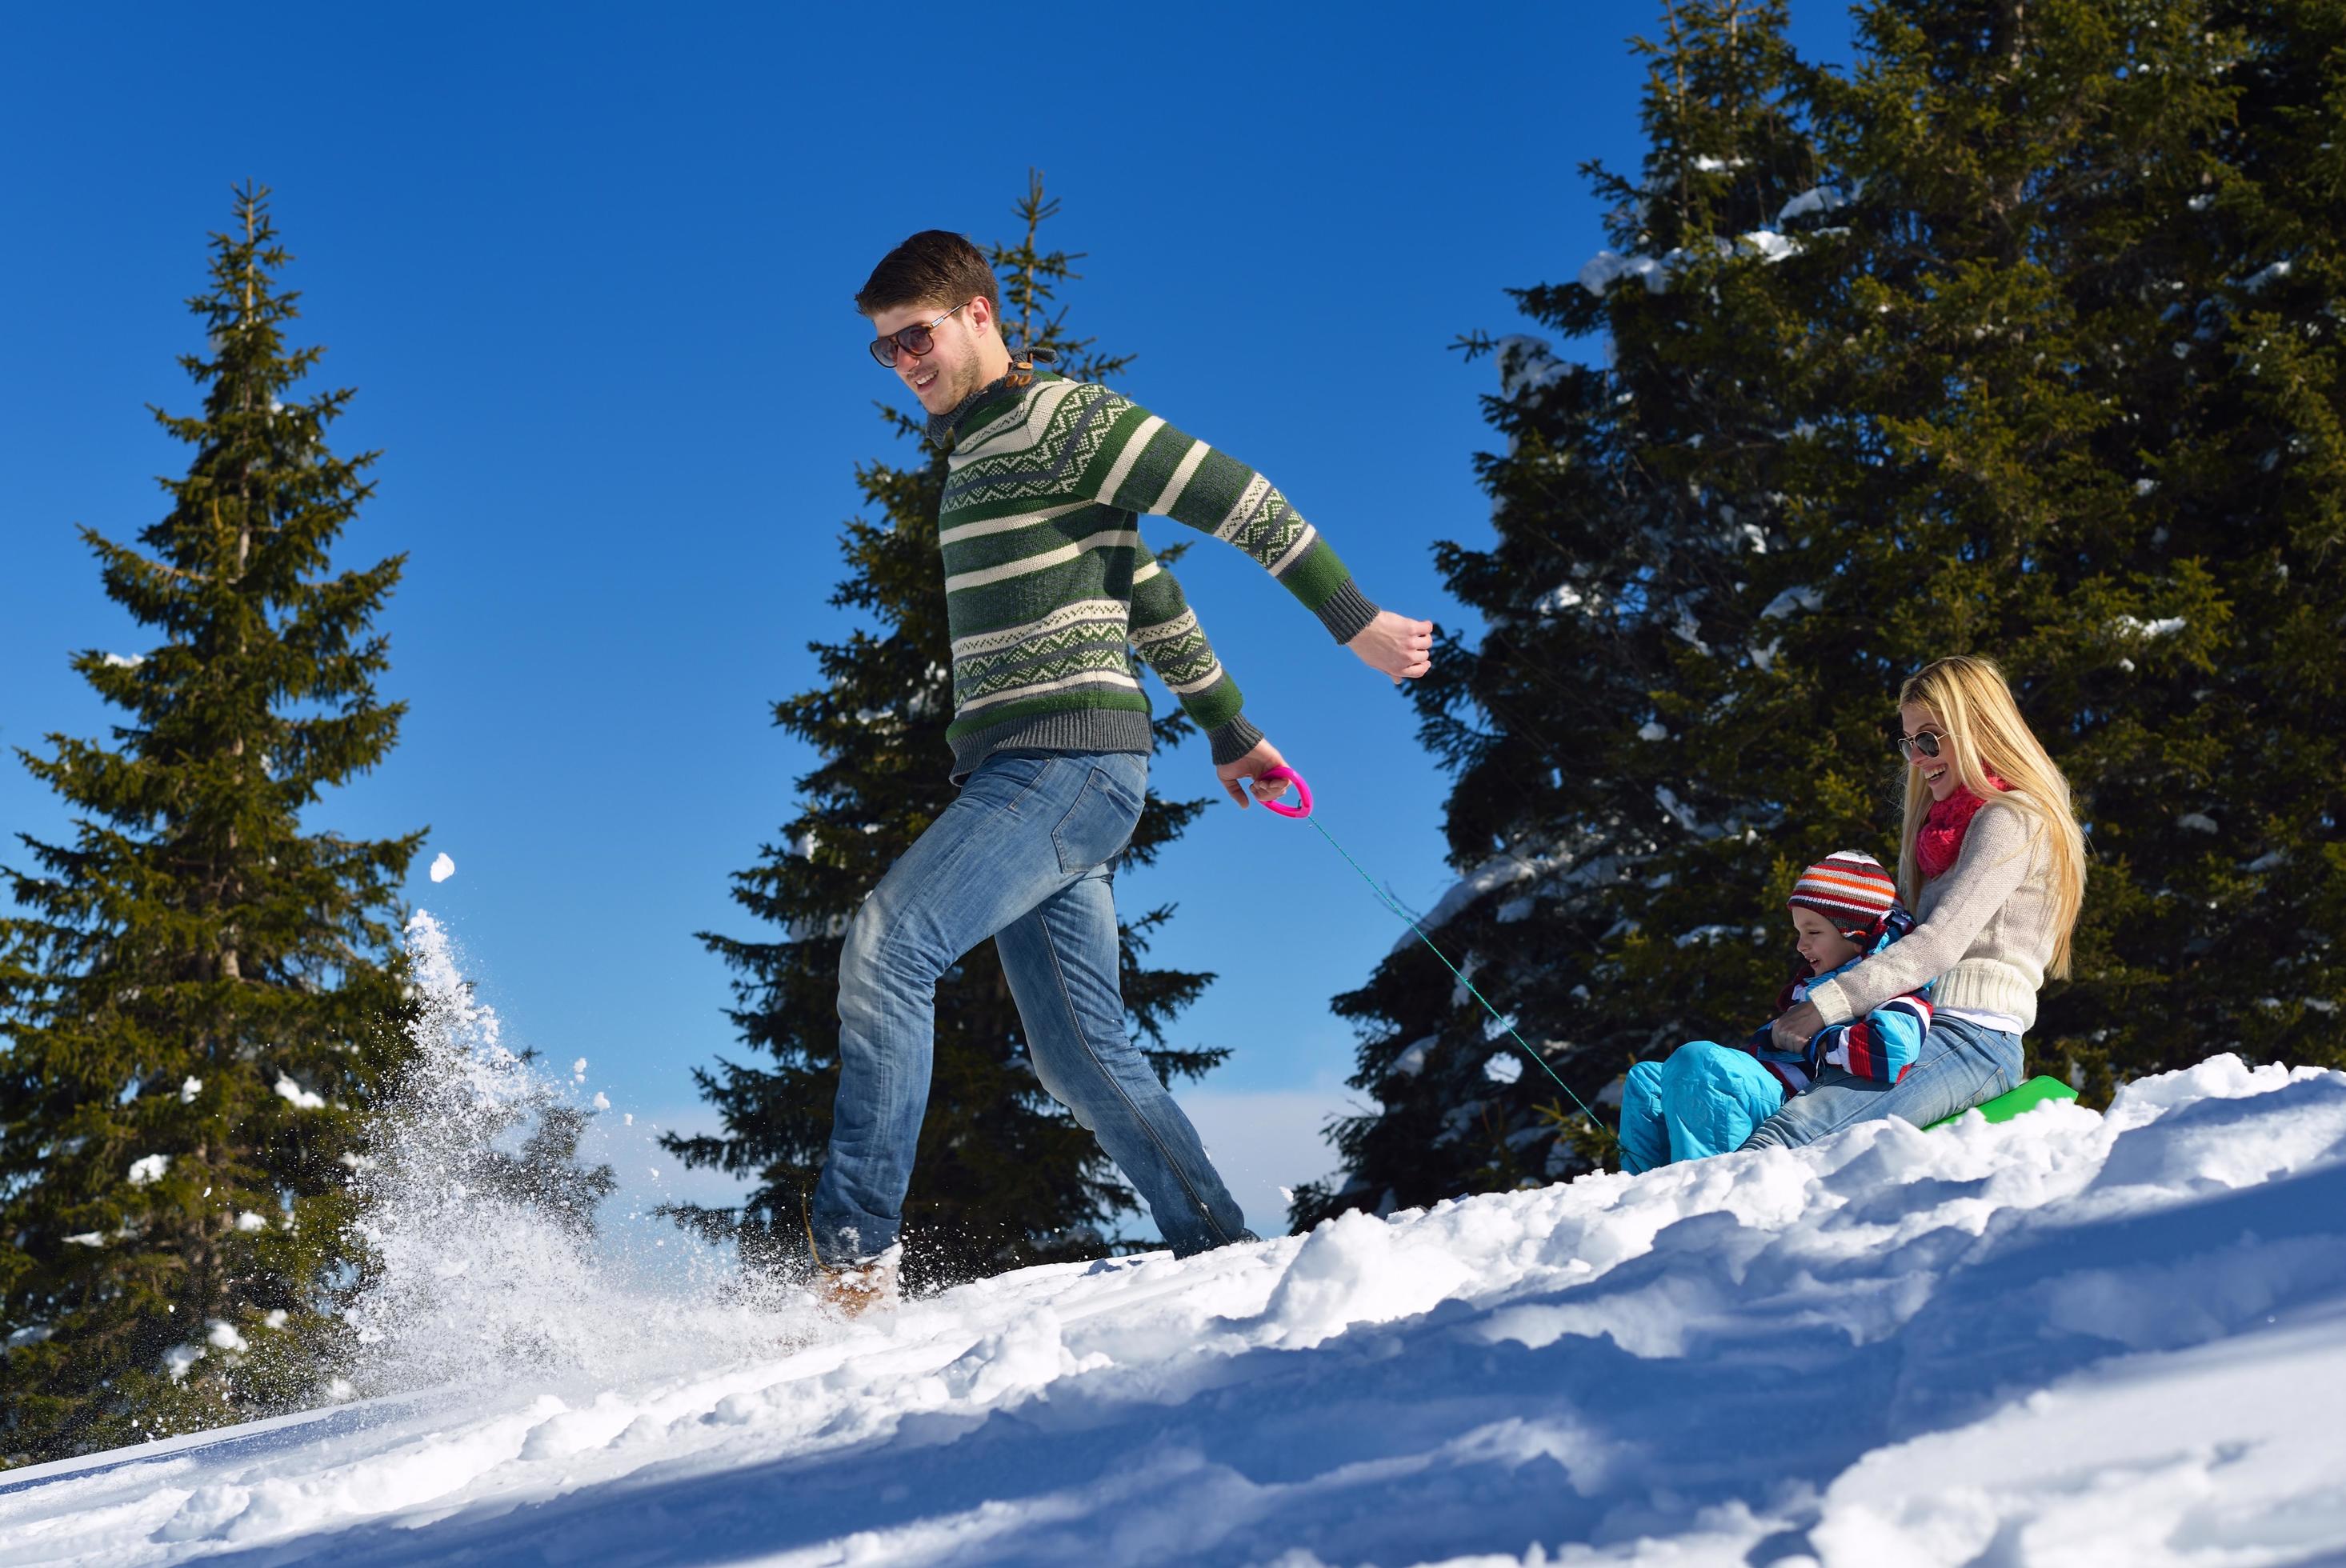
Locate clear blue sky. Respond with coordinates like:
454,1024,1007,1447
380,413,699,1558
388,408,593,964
0,3,1855,1236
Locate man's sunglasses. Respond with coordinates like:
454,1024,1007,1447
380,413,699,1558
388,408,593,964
1896,730,1948,762
868,301,969,368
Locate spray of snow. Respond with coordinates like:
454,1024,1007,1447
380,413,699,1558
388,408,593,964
337,912,793,1403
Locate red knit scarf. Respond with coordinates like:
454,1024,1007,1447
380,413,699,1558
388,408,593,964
1916,775,2008,882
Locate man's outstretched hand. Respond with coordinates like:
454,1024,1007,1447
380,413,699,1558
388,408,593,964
1217,738,1297,809
1347,610,1435,682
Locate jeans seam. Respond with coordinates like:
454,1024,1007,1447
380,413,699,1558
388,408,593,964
997,754,1059,818
1033,892,1231,1245
1051,767,1096,874
1052,764,1139,874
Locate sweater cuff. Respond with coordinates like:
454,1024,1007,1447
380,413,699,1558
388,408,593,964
1207,714,1266,765
1313,579,1380,643
1808,977,1856,1026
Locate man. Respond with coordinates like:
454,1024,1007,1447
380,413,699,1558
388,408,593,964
812,230,1433,1311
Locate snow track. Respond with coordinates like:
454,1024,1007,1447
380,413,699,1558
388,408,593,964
5,1055,2344,1566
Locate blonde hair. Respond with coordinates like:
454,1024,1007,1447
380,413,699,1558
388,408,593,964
1897,654,2088,978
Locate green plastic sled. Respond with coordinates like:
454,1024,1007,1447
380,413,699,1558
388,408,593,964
1927,1074,2080,1131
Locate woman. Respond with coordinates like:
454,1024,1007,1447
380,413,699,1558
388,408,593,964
1742,654,2088,1149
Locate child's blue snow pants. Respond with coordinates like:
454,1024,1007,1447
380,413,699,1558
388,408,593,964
1619,1042,1789,1174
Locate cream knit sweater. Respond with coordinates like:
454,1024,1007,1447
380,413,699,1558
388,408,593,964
1808,797,2059,1033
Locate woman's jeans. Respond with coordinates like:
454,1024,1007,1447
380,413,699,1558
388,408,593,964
1738,1013,2024,1152
809,749,1253,1267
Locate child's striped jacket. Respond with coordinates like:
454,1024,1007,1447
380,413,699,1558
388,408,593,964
1741,910,1936,1094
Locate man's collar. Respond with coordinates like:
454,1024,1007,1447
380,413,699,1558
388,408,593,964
925,373,1020,448
925,347,1061,449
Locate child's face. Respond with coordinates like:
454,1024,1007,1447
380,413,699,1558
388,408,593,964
1791,906,1864,976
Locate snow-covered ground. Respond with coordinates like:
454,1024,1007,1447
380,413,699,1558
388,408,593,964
6,1054,2344,1566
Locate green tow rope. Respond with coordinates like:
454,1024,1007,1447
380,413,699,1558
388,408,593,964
1254,766,1611,1135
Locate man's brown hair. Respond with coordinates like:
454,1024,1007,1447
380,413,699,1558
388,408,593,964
856,230,1000,318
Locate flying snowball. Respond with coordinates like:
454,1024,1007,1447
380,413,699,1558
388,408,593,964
593,1092,611,1110
429,852,455,883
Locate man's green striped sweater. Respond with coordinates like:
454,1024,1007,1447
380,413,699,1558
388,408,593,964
933,370,1379,779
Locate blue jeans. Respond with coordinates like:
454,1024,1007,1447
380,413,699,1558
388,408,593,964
810,749,1253,1266
1738,1012,2023,1151
1618,1042,1788,1174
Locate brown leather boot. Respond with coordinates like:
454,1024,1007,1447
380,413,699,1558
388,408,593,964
812,1246,901,1318
803,1202,902,1318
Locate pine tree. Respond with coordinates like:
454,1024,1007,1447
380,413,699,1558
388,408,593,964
2158,0,2346,1070
666,174,1223,1290
0,186,419,1464
1303,0,2345,1228
1647,0,2343,1093
1293,1,1824,1224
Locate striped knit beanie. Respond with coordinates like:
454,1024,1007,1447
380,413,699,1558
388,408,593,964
1787,850,1901,938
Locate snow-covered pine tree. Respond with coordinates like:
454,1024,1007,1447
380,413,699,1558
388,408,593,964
1684,0,2345,1090
667,176,1223,1290
2164,0,2346,1075
1294,1,1825,1224
1305,0,2344,1230
0,186,420,1465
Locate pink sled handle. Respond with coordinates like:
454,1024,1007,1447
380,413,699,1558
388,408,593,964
1255,764,1313,819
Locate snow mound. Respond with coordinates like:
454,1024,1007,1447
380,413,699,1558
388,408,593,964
6,1055,2344,1566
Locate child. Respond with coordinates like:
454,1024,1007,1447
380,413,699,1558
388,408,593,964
1618,851,1935,1174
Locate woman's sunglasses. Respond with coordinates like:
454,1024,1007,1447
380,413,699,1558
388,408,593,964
868,301,970,368
1896,730,1948,762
